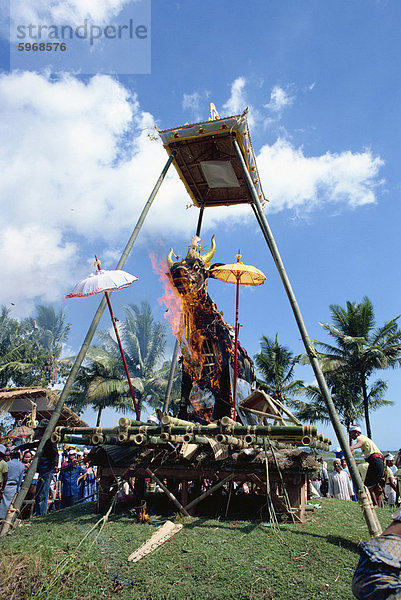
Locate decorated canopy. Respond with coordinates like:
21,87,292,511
158,111,267,208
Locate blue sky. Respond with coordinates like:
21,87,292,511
0,1,400,451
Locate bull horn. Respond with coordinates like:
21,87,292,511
167,248,174,269
201,235,216,265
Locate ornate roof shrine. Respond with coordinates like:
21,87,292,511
158,111,267,208
0,387,88,428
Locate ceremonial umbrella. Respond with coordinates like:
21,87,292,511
5,425,34,440
65,257,140,420
210,252,266,420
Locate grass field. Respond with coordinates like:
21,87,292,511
0,499,395,600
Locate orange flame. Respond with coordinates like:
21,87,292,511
150,252,231,422
149,252,183,338
137,503,149,523
150,252,207,381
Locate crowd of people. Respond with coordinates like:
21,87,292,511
0,419,98,523
312,426,401,510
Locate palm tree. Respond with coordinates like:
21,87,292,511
25,305,71,385
0,306,48,387
254,334,304,405
145,357,182,415
67,347,143,426
97,302,167,415
316,297,401,437
290,373,392,438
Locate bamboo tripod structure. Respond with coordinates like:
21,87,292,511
1,128,381,538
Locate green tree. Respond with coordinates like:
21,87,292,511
146,357,182,415
25,305,71,384
0,306,49,387
67,347,143,426
254,334,304,405
316,297,401,437
290,372,391,436
97,302,167,414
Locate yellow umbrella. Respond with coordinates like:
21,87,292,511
210,252,266,420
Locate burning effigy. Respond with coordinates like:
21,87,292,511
166,234,255,423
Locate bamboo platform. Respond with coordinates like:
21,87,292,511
55,415,329,523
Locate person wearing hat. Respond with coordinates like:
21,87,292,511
328,458,354,501
384,454,398,506
59,450,85,508
18,419,59,516
349,425,385,506
352,508,401,599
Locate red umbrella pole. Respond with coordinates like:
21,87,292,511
232,274,240,421
95,258,140,420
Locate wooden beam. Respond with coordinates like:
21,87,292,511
183,474,235,512
145,468,190,517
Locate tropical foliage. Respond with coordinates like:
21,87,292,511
66,347,143,426
0,304,71,388
25,305,71,384
313,297,401,437
290,373,392,434
68,302,170,421
254,334,304,404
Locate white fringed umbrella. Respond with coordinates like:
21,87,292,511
65,269,138,298
65,257,140,420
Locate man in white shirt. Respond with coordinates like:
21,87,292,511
328,458,354,500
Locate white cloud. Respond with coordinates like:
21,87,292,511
257,138,383,212
182,92,200,113
0,225,77,314
221,76,261,127
182,90,211,121
0,72,384,313
222,76,247,116
10,0,134,27
264,85,294,113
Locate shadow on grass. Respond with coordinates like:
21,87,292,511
287,527,360,554
33,501,98,525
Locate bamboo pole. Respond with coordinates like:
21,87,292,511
57,424,324,440
52,426,329,450
90,434,120,445
182,434,212,444
163,340,180,414
0,152,177,538
119,418,147,427
266,436,295,524
183,474,235,512
56,427,120,436
240,406,287,422
215,434,249,448
145,468,190,517
233,139,381,538
61,435,92,446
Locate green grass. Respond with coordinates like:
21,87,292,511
0,499,395,600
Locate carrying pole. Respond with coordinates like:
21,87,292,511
94,256,140,420
0,152,177,537
233,139,381,538
163,340,180,413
